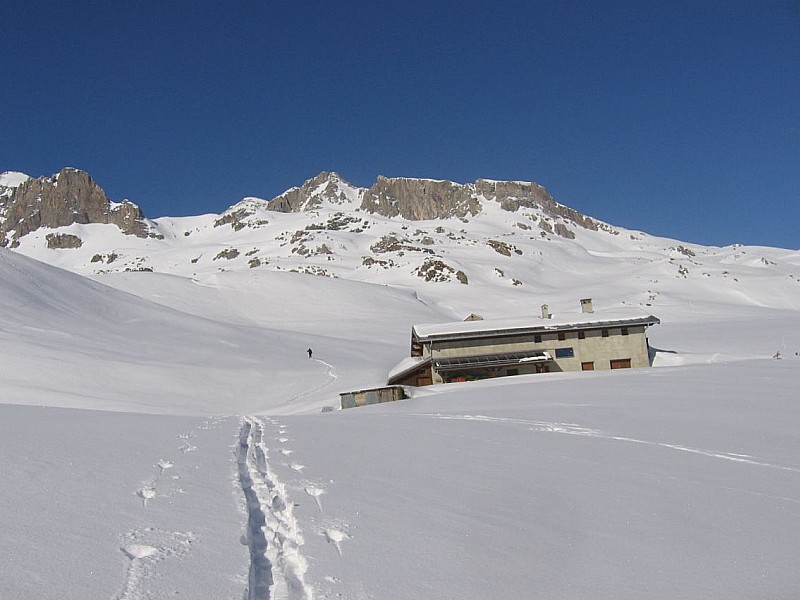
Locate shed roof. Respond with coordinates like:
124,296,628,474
387,355,432,383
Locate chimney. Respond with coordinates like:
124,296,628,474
541,304,551,319
580,298,594,314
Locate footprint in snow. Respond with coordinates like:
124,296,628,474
289,463,305,472
305,486,325,511
122,544,159,560
278,448,294,455
156,460,174,475
322,528,351,556
136,486,156,507
117,528,195,598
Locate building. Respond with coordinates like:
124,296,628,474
388,300,660,387
340,386,406,409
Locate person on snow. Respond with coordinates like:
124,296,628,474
307,348,313,359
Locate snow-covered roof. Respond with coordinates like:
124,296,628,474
413,311,660,341
387,356,431,382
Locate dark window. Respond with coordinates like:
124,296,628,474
581,361,594,371
557,332,566,341
555,347,575,358
507,368,519,376
621,327,629,336
601,329,609,338
578,331,585,340
534,334,542,343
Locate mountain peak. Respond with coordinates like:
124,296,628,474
267,171,362,213
0,168,156,247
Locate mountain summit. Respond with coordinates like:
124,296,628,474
265,172,603,232
0,167,157,247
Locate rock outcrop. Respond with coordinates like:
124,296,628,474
267,172,361,213
361,176,482,220
265,172,606,236
46,233,83,249
0,167,157,247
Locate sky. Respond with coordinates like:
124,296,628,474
2,1,798,249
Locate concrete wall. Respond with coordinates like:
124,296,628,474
340,386,406,409
426,325,651,377
548,326,651,371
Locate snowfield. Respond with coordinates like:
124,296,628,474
2,230,800,598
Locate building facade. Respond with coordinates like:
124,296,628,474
388,306,659,387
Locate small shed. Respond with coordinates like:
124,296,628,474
340,385,406,409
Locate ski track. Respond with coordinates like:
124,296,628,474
422,413,800,474
238,416,313,600
286,360,337,404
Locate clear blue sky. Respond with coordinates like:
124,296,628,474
3,1,798,249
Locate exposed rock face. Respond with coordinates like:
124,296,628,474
0,167,156,247
267,172,360,213
361,177,482,220
46,233,83,249
266,172,606,237
474,179,599,232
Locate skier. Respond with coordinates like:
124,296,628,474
307,348,313,359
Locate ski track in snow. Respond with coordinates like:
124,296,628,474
422,413,800,474
238,416,313,600
285,359,338,405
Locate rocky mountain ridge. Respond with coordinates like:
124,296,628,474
0,168,608,249
264,172,608,234
0,168,159,248
4,167,799,316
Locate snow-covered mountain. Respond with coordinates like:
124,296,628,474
2,167,800,599
3,168,799,321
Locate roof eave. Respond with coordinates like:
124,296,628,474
387,357,432,385
413,315,660,343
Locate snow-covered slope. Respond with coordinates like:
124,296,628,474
1,170,800,599
10,173,800,325
0,170,31,190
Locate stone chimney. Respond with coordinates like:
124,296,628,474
580,298,594,314
541,304,551,319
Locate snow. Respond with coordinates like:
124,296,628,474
2,199,800,598
412,310,659,339
387,355,428,381
0,170,31,189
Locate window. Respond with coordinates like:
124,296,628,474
534,334,542,343
555,347,574,358
557,332,566,341
610,358,632,369
578,331,585,340
581,361,594,371
621,327,629,336
601,329,609,338
506,368,519,376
